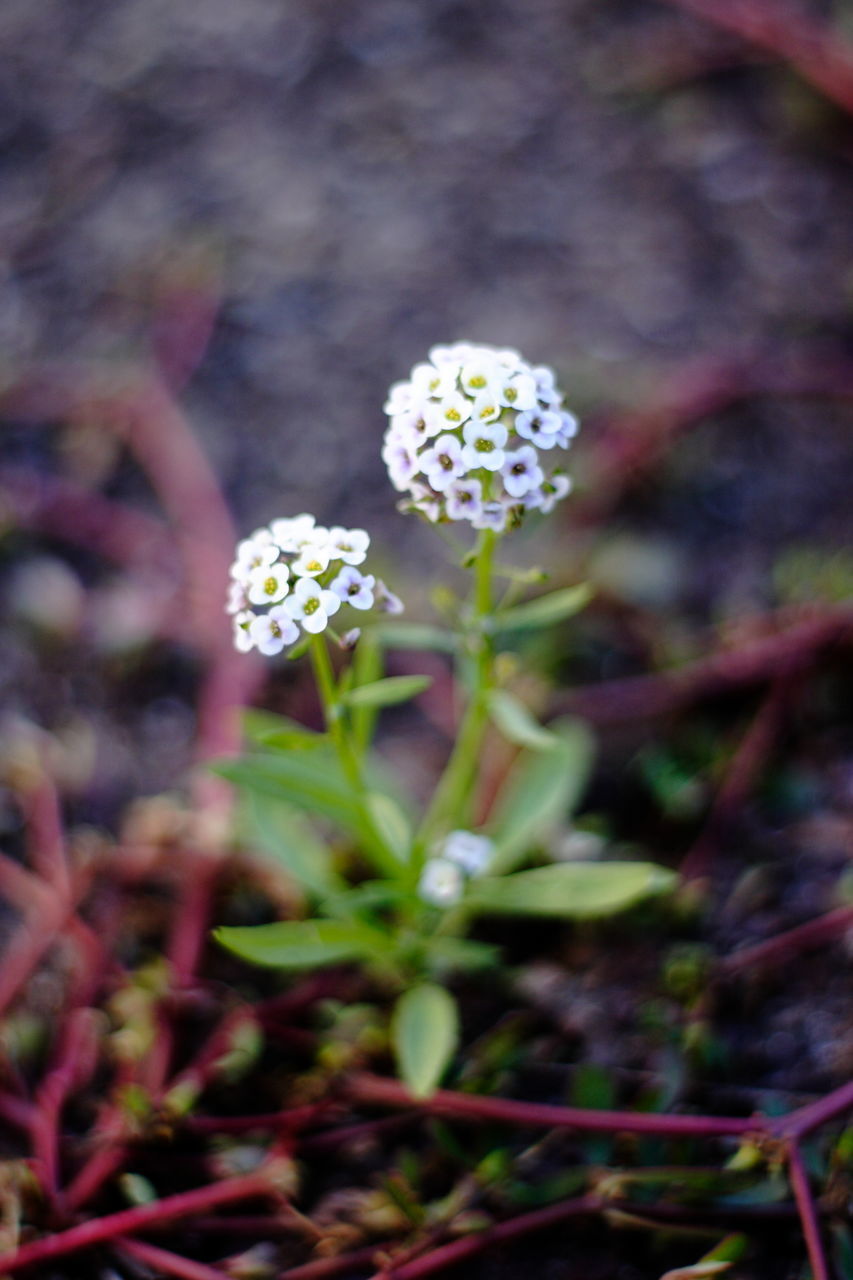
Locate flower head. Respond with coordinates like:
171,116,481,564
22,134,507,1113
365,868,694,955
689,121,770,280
382,342,578,529
228,516,401,654
418,857,464,907
441,830,494,877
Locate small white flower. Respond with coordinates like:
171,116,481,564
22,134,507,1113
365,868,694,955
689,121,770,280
233,610,256,652
291,544,332,578
330,566,376,611
339,628,362,650
418,857,464,907
502,445,544,498
429,342,474,367
459,357,500,397
442,830,494,876
461,419,508,472
382,435,420,491
530,473,572,513
226,579,249,615
555,410,579,447
231,531,278,581
420,434,467,491
327,526,370,566
445,477,484,521
531,365,560,404
515,408,563,449
411,362,457,401
375,579,405,614
384,381,414,416
471,500,509,532
247,563,291,605
249,606,300,656
400,482,442,523
285,578,341,634
433,391,472,429
270,513,317,553
468,389,503,425
498,371,538,411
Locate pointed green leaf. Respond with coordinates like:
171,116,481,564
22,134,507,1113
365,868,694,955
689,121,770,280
213,754,366,839
493,583,591,632
214,919,390,970
466,862,676,920
488,689,558,752
392,983,459,1098
240,791,345,898
368,622,458,652
366,792,412,863
488,717,596,873
343,675,432,709
243,710,327,752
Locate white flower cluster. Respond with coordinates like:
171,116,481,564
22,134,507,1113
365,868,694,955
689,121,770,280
418,830,494,907
227,514,402,655
382,342,577,531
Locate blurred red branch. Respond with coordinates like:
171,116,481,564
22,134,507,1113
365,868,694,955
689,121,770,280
117,1236,231,1280
787,1142,831,1280
720,903,853,977
657,0,853,116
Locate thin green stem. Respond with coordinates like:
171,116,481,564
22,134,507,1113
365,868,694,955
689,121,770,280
417,529,497,846
309,635,401,878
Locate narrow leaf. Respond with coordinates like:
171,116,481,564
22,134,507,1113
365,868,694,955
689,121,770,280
241,791,345,898
466,862,676,920
213,754,366,840
214,919,390,970
243,710,327,752
344,675,433,709
368,622,458,652
488,689,557,752
489,717,596,873
493,583,592,632
392,983,459,1099
366,792,412,863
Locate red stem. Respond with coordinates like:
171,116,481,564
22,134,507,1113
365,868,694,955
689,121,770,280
368,1196,599,1280
777,1079,853,1140
345,1073,757,1139
0,1168,274,1274
657,0,853,117
787,1143,831,1280
116,1236,231,1280
720,904,853,978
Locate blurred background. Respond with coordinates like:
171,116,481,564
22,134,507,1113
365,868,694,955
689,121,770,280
1,0,852,801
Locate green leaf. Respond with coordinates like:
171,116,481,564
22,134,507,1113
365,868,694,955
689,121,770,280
488,717,596,873
487,689,557,752
351,630,384,754
493,583,591,632
465,862,676,920
343,675,433,709
214,919,390,970
423,937,502,975
392,983,459,1098
240,791,345,898
243,711,328,752
368,622,458,652
212,754,366,840
366,792,412,863
659,1235,747,1279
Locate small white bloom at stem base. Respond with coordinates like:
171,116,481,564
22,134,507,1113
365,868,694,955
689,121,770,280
418,857,464,907
249,606,300,656
285,578,341,634
330,567,376,611
442,830,494,876
246,563,290,605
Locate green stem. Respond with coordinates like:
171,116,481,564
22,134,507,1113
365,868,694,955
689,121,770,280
309,634,401,878
418,529,496,847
